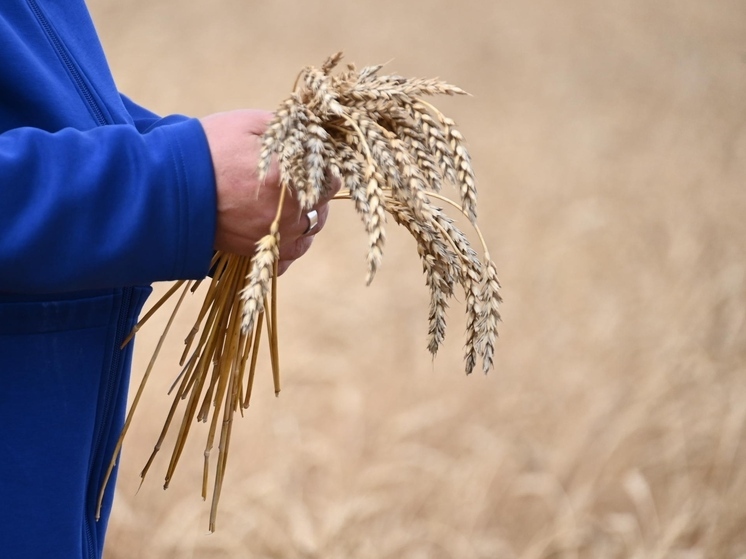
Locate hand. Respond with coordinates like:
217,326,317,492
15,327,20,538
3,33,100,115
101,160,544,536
200,109,339,274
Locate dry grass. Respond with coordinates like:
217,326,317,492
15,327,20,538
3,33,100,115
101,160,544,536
89,0,746,557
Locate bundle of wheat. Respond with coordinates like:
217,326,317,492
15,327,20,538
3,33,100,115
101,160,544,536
97,52,501,532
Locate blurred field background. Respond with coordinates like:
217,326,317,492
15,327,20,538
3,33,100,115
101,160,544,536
88,0,746,557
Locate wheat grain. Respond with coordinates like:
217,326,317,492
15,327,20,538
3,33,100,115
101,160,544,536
363,167,387,283
416,99,478,223
477,254,502,373
240,228,280,336
386,200,452,357
259,95,304,179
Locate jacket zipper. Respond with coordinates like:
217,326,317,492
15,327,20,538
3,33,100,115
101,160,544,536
27,0,108,127
27,3,124,557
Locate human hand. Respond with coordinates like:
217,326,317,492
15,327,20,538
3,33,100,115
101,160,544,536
200,109,339,274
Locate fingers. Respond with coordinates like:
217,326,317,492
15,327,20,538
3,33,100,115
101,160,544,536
280,201,330,243
327,173,343,198
277,260,293,276
278,173,338,229
276,176,336,265
277,234,315,274
273,172,336,273
312,203,331,234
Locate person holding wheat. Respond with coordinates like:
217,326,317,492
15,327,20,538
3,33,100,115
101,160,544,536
0,2,336,558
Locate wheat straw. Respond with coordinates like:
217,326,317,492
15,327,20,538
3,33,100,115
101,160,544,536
98,52,501,531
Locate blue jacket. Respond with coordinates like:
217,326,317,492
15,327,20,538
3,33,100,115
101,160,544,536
0,1,217,557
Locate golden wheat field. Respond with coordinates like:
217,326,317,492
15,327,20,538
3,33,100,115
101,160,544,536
89,0,746,557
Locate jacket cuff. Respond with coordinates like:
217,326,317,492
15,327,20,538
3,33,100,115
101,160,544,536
151,117,217,280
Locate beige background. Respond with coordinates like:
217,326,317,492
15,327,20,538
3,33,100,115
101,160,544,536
87,0,746,557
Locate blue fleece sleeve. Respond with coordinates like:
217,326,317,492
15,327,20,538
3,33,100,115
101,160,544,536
119,94,162,131
0,118,217,293
118,94,192,133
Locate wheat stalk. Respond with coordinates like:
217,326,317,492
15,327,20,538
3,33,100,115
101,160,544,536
97,52,501,532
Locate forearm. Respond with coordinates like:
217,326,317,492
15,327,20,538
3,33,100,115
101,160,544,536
0,118,216,293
